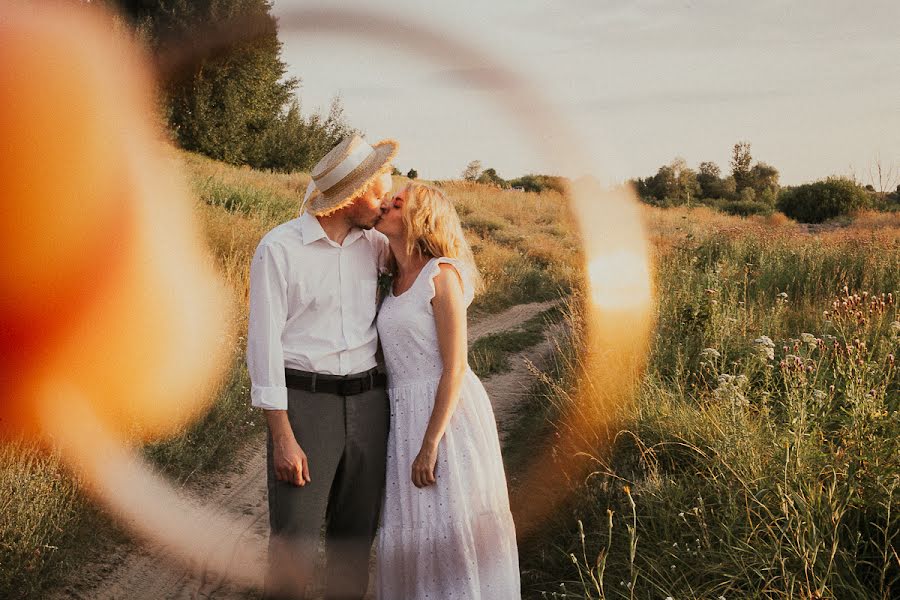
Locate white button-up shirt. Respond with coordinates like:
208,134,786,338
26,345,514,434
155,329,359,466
247,211,388,410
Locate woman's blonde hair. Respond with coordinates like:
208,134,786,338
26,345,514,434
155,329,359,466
389,182,482,293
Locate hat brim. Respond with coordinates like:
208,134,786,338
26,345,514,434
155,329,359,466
306,139,399,216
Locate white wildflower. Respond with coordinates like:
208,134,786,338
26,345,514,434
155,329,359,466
754,335,775,348
753,336,776,360
800,332,818,347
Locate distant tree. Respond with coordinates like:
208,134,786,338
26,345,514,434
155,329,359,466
645,158,699,205
748,162,780,204
777,177,870,223
721,176,737,198
673,159,701,204
462,160,483,181
697,161,729,200
866,153,899,200
507,174,568,194
731,141,753,192
647,165,678,203
476,167,508,188
407,168,418,179
391,166,402,176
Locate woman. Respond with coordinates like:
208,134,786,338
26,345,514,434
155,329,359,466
374,182,520,599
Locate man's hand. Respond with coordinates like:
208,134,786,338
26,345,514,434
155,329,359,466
411,443,438,488
273,433,310,486
266,410,311,486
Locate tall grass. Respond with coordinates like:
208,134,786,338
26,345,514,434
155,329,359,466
518,206,900,599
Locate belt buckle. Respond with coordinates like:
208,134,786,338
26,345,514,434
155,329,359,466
340,377,364,396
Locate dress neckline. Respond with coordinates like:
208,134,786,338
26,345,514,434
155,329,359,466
390,257,437,298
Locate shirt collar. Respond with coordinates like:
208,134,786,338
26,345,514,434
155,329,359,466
299,211,327,245
299,211,364,247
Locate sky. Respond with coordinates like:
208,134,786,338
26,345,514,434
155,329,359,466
272,0,900,186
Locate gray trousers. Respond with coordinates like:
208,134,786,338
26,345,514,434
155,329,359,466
264,384,389,600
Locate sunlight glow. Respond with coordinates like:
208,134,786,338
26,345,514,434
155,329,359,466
587,248,653,311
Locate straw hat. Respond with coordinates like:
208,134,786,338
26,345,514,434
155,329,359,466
302,134,399,216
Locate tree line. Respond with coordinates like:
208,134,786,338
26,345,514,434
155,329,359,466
629,142,899,222
107,0,353,172
459,160,568,195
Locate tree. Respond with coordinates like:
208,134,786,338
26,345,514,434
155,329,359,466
407,168,418,179
698,161,726,199
645,158,699,205
259,96,354,172
462,160,482,181
748,162,780,204
866,153,899,200
476,167,508,188
391,167,401,176
777,177,870,223
731,141,753,192
647,165,678,203
110,0,342,170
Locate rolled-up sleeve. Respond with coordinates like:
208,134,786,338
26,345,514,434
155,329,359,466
247,241,289,410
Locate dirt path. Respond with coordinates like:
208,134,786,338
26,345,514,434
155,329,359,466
52,300,564,600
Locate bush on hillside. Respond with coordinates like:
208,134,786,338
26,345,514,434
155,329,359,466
777,177,870,223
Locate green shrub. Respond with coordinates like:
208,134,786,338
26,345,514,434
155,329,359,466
706,197,774,216
778,177,870,223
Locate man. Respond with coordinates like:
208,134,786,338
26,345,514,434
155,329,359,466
247,134,398,599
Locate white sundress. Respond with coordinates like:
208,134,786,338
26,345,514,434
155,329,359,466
375,257,521,599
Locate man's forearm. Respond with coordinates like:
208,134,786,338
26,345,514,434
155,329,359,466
265,409,294,441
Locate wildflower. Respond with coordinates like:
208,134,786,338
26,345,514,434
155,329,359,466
890,321,900,336
700,347,721,362
753,335,775,360
754,335,775,348
800,333,818,348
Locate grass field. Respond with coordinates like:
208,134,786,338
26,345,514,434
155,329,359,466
2,152,897,599
514,206,900,599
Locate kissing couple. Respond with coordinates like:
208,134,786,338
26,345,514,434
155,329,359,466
247,135,521,599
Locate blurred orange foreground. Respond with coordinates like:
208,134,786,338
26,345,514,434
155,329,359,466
0,3,229,443
0,2,274,589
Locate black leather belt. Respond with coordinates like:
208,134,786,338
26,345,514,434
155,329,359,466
284,367,386,396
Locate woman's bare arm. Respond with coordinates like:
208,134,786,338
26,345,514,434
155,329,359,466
411,263,468,488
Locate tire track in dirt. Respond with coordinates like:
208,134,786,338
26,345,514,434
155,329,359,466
51,299,564,600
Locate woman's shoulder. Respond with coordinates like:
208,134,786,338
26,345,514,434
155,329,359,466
425,257,473,307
